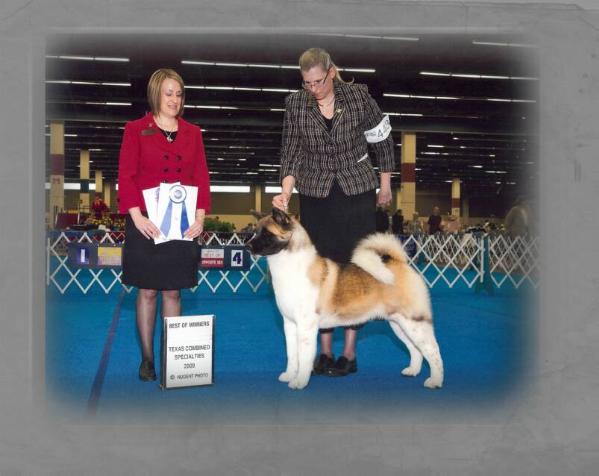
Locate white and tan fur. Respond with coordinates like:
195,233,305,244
246,209,444,390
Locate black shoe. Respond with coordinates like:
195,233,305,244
326,356,357,377
139,360,156,381
312,353,335,375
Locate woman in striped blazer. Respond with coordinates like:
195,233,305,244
272,47,395,377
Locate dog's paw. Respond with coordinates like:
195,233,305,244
288,375,310,390
278,371,293,382
423,377,443,389
401,366,421,377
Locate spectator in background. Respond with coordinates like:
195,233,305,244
391,209,404,235
427,206,443,234
445,214,460,234
91,193,108,219
375,206,390,232
504,197,530,237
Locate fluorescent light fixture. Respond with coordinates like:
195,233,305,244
46,80,131,87
487,98,537,103
84,101,131,106
185,104,238,110
270,108,286,112
259,168,279,172
338,68,376,73
312,33,419,41
420,71,538,81
182,59,374,73
259,163,280,167
384,112,423,117
472,40,537,48
427,145,445,148
47,55,129,62
95,57,130,62
471,165,483,168
246,171,258,175
64,133,78,137
420,71,450,77
210,185,250,192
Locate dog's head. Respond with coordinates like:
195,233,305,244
245,208,294,256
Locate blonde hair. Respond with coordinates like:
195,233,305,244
147,68,185,117
298,48,352,84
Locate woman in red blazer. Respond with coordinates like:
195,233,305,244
118,68,211,381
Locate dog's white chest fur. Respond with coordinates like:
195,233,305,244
267,249,319,322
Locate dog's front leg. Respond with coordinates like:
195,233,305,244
278,317,298,383
288,315,319,390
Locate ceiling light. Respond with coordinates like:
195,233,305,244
472,40,538,48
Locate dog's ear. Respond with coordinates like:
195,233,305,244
250,209,268,220
272,207,292,229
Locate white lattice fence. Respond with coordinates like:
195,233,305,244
46,231,268,295
400,233,484,288
46,231,539,294
487,234,540,289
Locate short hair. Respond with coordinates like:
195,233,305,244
298,47,352,84
147,68,185,117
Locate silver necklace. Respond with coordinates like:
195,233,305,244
155,116,177,142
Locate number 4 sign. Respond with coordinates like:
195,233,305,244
230,249,243,267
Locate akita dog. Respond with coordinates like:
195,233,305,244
246,208,444,390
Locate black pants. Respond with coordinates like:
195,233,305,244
299,181,376,332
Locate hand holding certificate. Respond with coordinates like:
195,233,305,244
143,183,198,244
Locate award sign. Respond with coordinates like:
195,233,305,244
161,315,214,389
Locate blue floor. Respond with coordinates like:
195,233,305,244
45,281,535,424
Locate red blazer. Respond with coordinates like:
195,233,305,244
117,112,211,214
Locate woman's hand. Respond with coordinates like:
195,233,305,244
131,213,161,240
377,172,392,207
377,186,392,207
272,192,291,211
184,219,204,239
184,209,205,239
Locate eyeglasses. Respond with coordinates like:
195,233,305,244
302,69,330,89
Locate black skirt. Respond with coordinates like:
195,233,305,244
122,216,199,290
299,181,376,264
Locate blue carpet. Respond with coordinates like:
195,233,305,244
45,281,535,423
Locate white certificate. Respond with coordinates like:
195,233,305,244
142,185,168,244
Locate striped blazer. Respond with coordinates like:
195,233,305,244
280,81,395,198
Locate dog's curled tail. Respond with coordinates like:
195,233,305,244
351,233,408,285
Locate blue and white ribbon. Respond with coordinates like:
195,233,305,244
160,184,189,238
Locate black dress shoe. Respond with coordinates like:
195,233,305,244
326,356,357,377
312,353,335,375
139,360,156,381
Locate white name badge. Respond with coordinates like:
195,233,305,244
161,315,214,389
364,115,391,143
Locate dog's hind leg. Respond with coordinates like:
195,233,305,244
279,317,298,383
391,313,444,389
388,320,423,377
288,316,319,390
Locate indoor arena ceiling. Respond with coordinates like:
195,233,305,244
45,32,539,196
